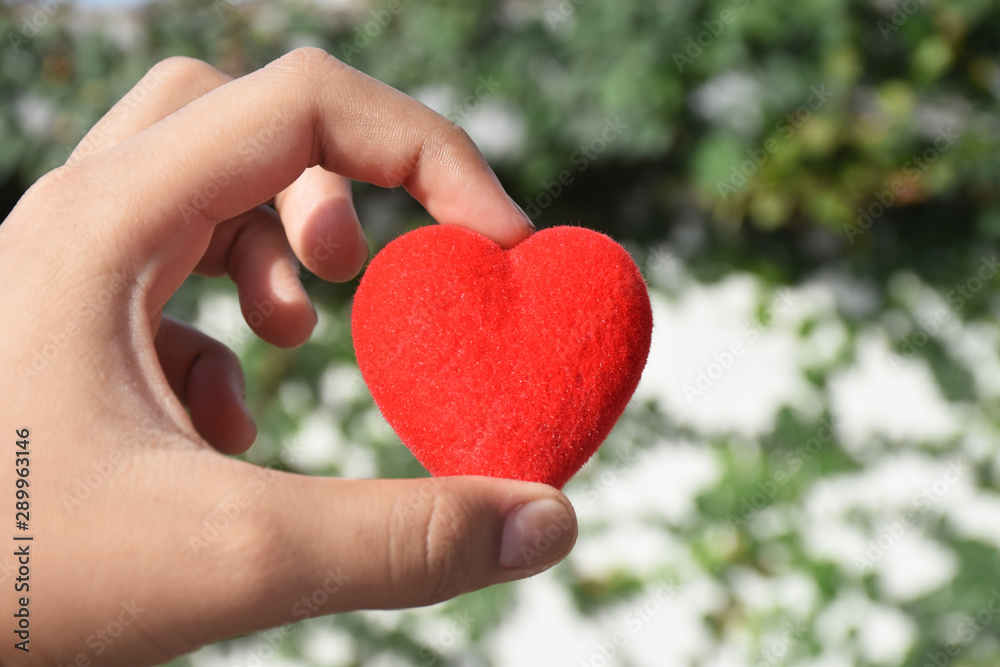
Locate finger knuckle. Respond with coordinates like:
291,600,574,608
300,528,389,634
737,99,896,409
392,121,479,189
19,165,84,213
392,481,475,605
146,55,216,87
385,122,471,189
271,47,349,82
427,121,477,159
439,120,475,146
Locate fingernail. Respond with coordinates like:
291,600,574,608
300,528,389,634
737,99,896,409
499,498,576,571
509,195,536,231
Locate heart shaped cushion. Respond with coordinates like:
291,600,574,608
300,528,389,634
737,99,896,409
351,224,652,488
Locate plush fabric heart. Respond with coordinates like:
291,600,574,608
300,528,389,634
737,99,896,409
351,224,652,488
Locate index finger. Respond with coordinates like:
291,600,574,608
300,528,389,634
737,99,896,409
45,48,533,308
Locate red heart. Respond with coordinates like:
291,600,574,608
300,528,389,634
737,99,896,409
351,225,652,488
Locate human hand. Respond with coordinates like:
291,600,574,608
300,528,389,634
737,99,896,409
0,48,576,666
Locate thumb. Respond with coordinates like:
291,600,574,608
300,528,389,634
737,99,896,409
208,473,577,636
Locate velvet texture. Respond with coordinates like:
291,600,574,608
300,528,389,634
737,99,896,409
352,225,653,488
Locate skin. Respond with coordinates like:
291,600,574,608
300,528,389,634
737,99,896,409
0,48,576,666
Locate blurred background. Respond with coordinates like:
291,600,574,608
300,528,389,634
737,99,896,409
4,0,1000,664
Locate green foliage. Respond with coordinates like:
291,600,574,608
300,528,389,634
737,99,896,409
5,0,1000,665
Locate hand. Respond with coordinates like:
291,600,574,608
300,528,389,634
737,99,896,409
0,48,576,666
